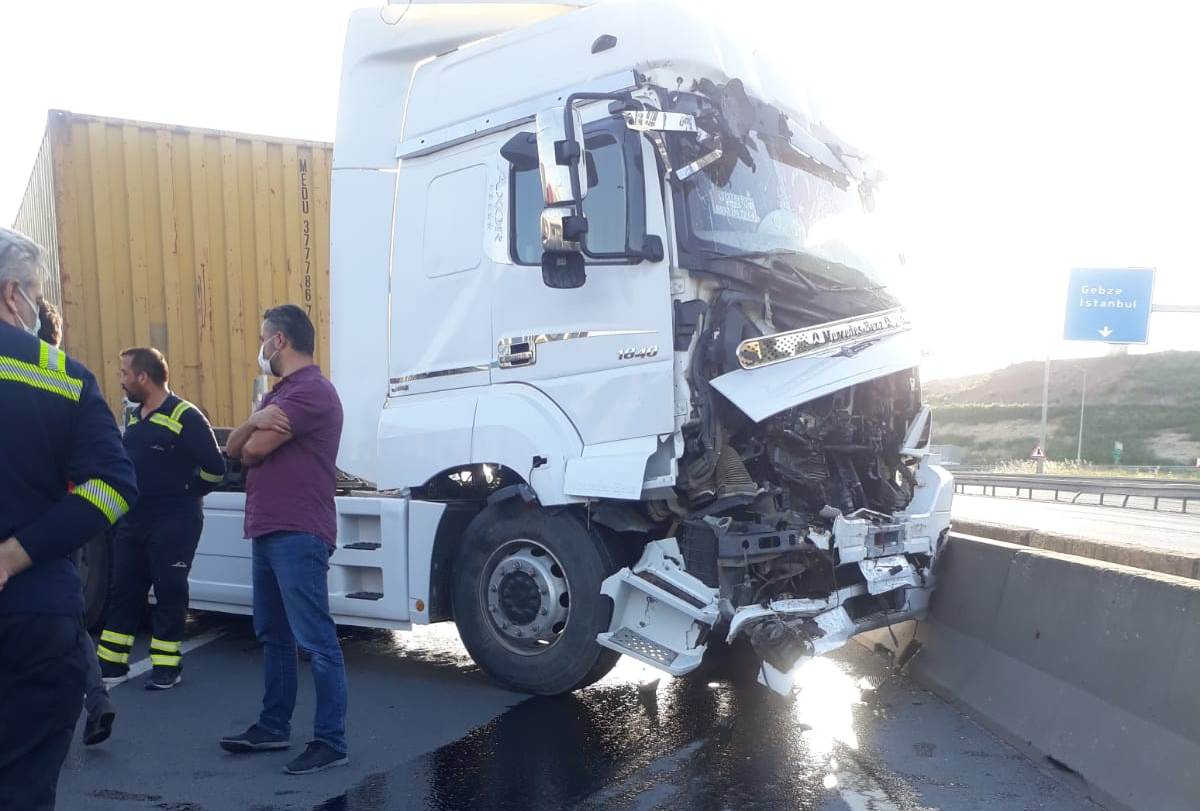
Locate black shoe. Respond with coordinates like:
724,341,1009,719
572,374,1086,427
99,660,129,687
220,724,291,753
144,666,182,690
284,741,349,775
82,698,116,746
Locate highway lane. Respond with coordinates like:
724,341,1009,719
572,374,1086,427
951,493,1200,555
54,615,1100,811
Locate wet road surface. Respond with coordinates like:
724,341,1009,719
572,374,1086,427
56,614,1101,810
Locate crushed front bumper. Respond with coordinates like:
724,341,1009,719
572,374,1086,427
597,456,954,692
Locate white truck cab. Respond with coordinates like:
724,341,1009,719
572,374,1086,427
189,0,954,696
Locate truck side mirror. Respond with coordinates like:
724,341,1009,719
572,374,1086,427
537,104,588,288
540,208,588,289
528,93,664,288
536,106,587,206
542,251,586,290
540,207,587,254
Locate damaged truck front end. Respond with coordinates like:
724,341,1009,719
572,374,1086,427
595,75,955,693
601,392,953,694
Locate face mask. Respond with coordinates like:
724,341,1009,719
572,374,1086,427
257,335,280,376
14,287,40,337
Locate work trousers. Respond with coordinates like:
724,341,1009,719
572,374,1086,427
0,613,86,811
96,511,203,673
80,630,109,713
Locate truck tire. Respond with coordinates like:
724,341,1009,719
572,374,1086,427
451,501,620,695
76,531,112,631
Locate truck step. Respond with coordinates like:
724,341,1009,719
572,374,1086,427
345,591,384,601
597,539,720,677
606,627,679,667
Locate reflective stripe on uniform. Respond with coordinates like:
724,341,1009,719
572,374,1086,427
198,468,223,483
97,646,130,665
100,629,134,647
0,353,83,402
150,638,182,653
73,478,130,524
169,400,192,422
148,413,184,434
39,341,67,373
150,653,182,668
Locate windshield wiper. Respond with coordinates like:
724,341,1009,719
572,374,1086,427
692,248,820,294
701,248,887,294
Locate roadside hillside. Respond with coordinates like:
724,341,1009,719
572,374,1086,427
924,352,1200,465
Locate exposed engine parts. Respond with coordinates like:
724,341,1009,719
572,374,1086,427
673,357,924,611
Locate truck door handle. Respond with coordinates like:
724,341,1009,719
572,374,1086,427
498,340,536,368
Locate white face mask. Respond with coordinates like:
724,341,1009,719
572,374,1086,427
257,335,280,376
14,287,40,337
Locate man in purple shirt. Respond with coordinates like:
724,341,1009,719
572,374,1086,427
218,304,348,775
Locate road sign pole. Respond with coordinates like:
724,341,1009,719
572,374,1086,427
1076,369,1086,462
1038,356,1050,475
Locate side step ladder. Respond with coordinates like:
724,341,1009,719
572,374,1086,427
597,539,720,676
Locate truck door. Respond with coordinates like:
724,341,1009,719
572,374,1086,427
389,142,497,397
492,117,674,447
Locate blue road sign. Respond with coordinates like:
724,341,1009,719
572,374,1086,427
1064,267,1155,343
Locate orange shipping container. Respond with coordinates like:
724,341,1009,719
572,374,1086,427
13,110,332,426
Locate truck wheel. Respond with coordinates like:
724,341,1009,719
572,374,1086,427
451,502,620,695
76,531,112,631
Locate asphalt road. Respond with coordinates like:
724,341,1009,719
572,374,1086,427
952,493,1200,554
54,613,1101,811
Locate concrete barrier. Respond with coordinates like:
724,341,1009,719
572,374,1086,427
858,534,1200,811
950,518,1035,547
952,518,1200,580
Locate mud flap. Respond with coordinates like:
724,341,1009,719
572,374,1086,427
597,539,720,676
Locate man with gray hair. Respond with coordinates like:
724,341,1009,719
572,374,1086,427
0,227,138,809
37,298,119,747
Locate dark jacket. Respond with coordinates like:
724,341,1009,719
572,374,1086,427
0,321,138,616
123,393,225,520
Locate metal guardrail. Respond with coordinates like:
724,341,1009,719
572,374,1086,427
953,473,1200,513
950,464,1200,477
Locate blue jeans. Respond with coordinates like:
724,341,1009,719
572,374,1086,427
252,531,347,754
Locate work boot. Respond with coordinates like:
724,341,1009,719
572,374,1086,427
220,724,291,753
284,741,349,775
144,665,182,690
82,697,117,746
99,659,130,687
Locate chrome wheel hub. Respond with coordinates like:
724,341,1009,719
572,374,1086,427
483,541,571,654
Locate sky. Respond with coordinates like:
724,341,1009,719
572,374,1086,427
2,0,1197,380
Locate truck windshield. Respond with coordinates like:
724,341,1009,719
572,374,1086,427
674,137,900,292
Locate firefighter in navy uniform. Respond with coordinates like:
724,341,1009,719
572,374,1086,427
96,347,225,690
0,227,138,811
37,298,119,746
